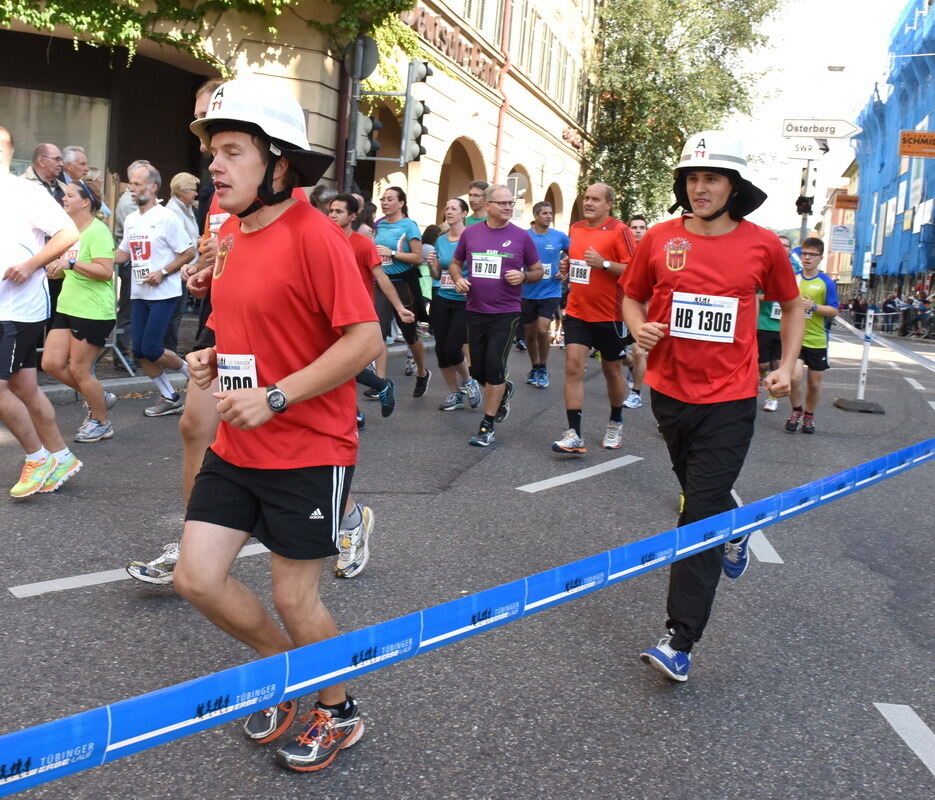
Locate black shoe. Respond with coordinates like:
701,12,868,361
378,379,396,417
242,700,297,744
494,380,515,424
413,369,431,398
515,339,527,352
356,410,366,430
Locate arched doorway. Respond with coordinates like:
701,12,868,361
570,194,584,225
436,137,486,224
544,183,563,228
506,164,532,224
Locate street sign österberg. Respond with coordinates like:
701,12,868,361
782,119,862,139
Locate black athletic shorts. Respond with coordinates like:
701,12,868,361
798,346,830,372
562,314,631,361
50,312,115,348
186,449,354,560
375,276,419,345
466,310,520,386
521,297,561,325
0,320,45,380
757,329,782,365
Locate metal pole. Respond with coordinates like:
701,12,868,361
799,158,811,243
857,308,874,401
342,36,365,193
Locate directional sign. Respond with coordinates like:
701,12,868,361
782,119,862,139
787,139,828,160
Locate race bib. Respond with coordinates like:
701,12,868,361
217,353,259,392
132,266,150,284
380,252,393,267
670,292,739,343
804,306,814,319
542,261,552,279
770,302,782,320
471,252,502,279
208,212,230,237
439,272,456,288
569,259,590,284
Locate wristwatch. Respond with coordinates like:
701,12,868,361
266,384,288,413
391,250,397,258
601,260,611,270
67,258,76,270
160,268,169,278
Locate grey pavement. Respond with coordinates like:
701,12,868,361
2,329,934,799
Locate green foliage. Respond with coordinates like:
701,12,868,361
0,0,417,73
584,0,783,220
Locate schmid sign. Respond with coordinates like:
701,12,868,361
834,194,859,210
899,130,935,158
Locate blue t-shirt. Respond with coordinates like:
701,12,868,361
523,227,569,300
434,235,464,302
374,217,421,277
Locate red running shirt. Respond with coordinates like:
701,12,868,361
622,218,800,404
565,217,635,322
209,201,378,468
346,229,381,302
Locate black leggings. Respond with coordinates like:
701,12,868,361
356,368,389,391
430,296,467,368
375,276,419,345
466,311,520,386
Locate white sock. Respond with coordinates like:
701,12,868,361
152,373,176,399
50,447,72,462
26,447,49,462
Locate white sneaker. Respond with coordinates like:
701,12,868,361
126,542,180,585
335,506,374,578
551,429,586,455
762,396,779,412
602,421,624,449
623,390,642,409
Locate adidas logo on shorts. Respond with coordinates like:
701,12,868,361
308,508,324,520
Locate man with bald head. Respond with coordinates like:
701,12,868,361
22,143,66,205
552,182,636,454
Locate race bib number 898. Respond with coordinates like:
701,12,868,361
669,292,739,343
217,353,258,392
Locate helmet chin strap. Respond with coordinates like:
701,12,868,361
235,142,292,219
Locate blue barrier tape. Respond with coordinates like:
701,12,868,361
1,438,932,794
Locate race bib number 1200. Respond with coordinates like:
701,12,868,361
669,292,739,343
217,353,259,392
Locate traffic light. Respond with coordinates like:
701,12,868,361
400,60,432,165
796,196,814,215
355,112,382,159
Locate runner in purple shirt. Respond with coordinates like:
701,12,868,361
449,184,542,447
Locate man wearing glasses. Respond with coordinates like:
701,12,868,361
449,184,543,446
785,237,838,435
22,144,66,205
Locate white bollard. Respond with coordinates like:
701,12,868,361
857,309,874,401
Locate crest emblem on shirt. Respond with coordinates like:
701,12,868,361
663,237,692,271
213,234,235,280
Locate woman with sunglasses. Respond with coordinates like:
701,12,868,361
42,180,117,442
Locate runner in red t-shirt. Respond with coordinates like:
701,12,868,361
174,79,384,774
551,183,635,455
622,130,803,684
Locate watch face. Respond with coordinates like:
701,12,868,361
267,389,287,410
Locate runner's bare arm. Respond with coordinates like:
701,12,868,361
764,298,805,397
623,295,667,350
373,265,415,323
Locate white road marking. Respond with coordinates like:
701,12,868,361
8,542,269,598
516,455,642,493
730,489,784,564
930,401,935,414
874,703,935,776
887,361,901,370
904,377,925,391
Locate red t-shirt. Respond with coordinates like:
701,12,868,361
565,217,635,322
621,217,800,404
347,229,381,302
208,201,378,469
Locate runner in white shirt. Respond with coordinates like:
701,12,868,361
115,163,195,417
0,126,83,498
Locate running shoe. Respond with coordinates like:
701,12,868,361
363,387,381,401
640,632,691,682
126,541,181,585
801,414,815,434
144,393,184,417
461,378,482,409
416,322,431,340
10,456,59,498
526,368,538,385
601,421,624,450
623,390,642,409
84,391,118,420
356,411,366,430
785,409,802,432
413,369,432,398
439,391,465,411
493,380,514,424
552,429,586,455
74,418,113,443
404,355,416,376
38,453,82,494
335,506,374,579
377,379,396,418
469,425,496,447
243,700,298,744
515,339,527,352
535,367,550,389
722,534,751,579
762,396,779,412
275,699,364,772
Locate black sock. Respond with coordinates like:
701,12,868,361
632,387,641,395
318,698,353,718
793,405,803,413
803,411,814,418
610,405,623,423
567,409,582,435
482,414,495,429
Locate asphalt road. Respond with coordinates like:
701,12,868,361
2,328,934,799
